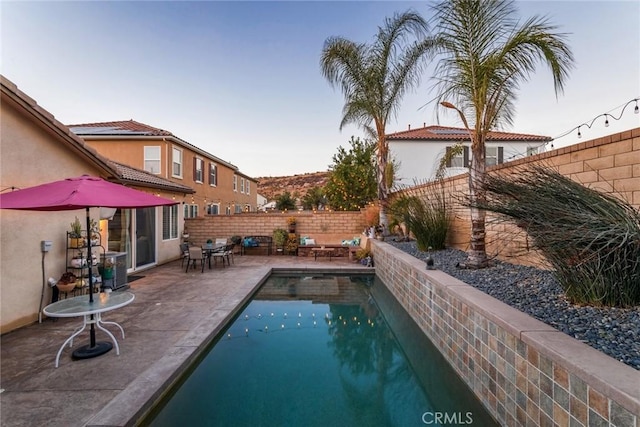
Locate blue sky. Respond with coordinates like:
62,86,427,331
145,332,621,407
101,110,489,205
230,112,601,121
2,1,638,178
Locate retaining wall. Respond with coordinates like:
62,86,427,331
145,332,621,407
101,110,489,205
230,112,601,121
371,240,640,427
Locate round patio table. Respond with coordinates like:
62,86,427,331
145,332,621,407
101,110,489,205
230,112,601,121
43,291,135,367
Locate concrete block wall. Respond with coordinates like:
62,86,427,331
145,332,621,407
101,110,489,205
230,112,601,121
371,240,640,427
184,211,367,246
400,128,640,266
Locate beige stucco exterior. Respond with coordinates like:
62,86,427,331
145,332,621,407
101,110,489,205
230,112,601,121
0,76,190,333
79,133,258,216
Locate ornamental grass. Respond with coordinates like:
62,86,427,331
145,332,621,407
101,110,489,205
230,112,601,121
389,180,450,251
477,165,640,307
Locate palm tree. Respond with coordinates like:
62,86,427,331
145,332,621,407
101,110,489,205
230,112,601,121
429,0,574,268
321,11,432,231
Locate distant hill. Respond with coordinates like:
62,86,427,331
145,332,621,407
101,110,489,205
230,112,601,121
256,171,330,202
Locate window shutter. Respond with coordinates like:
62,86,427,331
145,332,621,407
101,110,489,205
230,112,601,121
209,164,213,185
498,147,504,164
463,146,470,167
214,165,218,186
445,146,452,167
193,158,197,181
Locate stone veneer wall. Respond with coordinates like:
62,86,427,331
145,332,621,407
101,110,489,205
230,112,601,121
371,240,640,427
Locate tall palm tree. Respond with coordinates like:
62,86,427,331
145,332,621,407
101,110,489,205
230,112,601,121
321,11,432,230
429,0,574,268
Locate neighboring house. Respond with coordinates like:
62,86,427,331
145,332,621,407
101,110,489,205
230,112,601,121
68,120,259,217
0,75,194,333
387,125,552,185
256,193,268,210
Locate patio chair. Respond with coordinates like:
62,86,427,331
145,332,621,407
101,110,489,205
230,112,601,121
180,243,190,268
210,244,232,268
185,246,206,273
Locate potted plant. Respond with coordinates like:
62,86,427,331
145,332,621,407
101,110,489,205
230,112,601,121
69,216,84,248
286,216,297,233
89,218,100,246
273,228,288,252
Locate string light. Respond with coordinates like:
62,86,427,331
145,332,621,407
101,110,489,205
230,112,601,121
501,97,639,161
555,97,639,142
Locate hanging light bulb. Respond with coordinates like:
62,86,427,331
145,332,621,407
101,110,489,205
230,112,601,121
604,115,610,127
635,100,639,114
577,127,582,139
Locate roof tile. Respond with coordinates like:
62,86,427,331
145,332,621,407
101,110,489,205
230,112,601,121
386,125,551,142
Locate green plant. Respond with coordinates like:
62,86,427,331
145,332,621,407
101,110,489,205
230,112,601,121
354,248,371,261
477,165,640,307
321,11,431,225
428,0,574,267
273,228,288,247
69,216,82,238
324,136,377,211
275,192,296,211
388,180,450,251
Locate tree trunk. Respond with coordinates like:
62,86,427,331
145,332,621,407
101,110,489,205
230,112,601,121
377,134,389,232
466,138,489,268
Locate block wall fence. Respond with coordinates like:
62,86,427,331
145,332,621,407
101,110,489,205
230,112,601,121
402,127,640,267
371,240,640,427
184,211,368,245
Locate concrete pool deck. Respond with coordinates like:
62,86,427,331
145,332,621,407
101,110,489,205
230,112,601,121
1,255,369,427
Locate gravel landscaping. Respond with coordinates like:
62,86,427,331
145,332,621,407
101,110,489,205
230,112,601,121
388,241,640,371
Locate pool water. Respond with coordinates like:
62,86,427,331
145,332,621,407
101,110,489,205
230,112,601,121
145,274,498,426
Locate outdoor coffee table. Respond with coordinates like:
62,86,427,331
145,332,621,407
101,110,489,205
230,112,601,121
43,291,135,367
312,247,334,261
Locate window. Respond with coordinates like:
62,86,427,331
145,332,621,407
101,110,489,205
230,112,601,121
209,163,217,186
246,180,250,195
162,204,178,240
527,146,539,156
485,147,504,166
446,145,469,168
184,203,199,218
235,204,243,214
144,146,161,174
233,175,237,192
193,158,204,183
172,147,183,177
206,203,220,215
225,205,231,215
240,178,245,193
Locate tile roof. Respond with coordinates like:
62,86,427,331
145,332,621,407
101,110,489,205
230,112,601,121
68,119,246,174
68,120,174,136
386,125,551,142
110,161,195,194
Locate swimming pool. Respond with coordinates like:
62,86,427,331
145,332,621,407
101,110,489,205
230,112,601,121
144,273,498,426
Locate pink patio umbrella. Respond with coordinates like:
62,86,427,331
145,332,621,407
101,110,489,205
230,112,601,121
0,175,177,359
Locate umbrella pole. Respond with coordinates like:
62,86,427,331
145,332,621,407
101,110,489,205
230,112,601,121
72,207,112,360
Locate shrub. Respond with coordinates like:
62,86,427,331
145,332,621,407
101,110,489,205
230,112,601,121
388,181,450,251
478,165,640,307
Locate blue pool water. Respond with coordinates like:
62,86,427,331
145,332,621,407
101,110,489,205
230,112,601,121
145,274,498,426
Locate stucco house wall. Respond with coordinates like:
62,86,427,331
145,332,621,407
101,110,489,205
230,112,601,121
71,122,258,214
0,76,191,333
387,125,550,186
0,88,111,332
